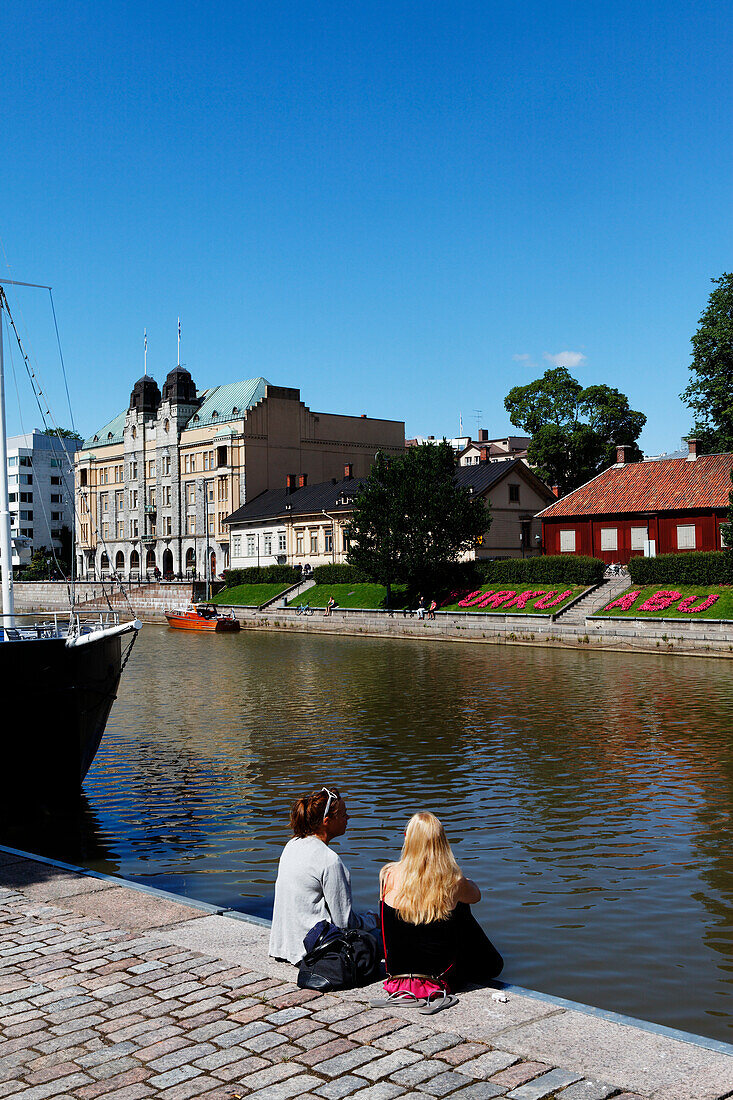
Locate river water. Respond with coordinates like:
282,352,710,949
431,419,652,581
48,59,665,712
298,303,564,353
8,625,733,1042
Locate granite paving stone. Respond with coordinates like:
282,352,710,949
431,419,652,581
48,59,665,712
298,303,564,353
553,1082,617,1100
444,1084,507,1099
245,1073,322,1099
504,1067,583,1099
3,851,733,1100
415,1069,484,1096
315,1075,371,1098
488,1064,552,1092
359,1050,422,1080
317,1047,383,1077
455,1052,519,1079
348,1083,406,1100
410,1033,464,1056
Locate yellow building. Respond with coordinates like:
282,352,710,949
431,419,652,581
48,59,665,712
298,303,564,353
75,369,404,579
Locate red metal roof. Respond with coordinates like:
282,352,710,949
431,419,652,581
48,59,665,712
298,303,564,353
538,453,733,518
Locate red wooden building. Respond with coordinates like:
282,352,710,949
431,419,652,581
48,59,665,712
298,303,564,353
538,442,733,564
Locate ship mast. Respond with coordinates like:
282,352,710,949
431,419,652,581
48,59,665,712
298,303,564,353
0,288,14,624
0,280,57,627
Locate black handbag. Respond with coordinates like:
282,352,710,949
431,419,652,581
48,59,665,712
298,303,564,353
297,920,381,992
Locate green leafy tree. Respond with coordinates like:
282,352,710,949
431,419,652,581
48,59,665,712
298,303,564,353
504,367,646,495
41,427,83,441
681,273,733,454
345,442,489,599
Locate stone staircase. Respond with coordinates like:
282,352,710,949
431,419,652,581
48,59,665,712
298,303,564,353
554,576,631,625
258,577,316,610
75,580,192,618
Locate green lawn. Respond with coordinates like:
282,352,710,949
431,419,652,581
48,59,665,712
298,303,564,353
440,582,587,615
213,583,289,607
592,584,733,620
288,583,410,610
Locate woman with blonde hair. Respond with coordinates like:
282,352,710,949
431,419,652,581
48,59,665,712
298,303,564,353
378,812,502,1008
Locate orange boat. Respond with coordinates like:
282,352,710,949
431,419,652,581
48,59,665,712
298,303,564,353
164,605,240,632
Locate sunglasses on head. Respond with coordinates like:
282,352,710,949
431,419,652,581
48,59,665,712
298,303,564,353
321,787,341,819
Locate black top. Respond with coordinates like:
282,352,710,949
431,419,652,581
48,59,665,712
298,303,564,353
381,900,469,979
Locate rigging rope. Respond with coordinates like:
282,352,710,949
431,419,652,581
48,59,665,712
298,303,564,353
0,287,136,620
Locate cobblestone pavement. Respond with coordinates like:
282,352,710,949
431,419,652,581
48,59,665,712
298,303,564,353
0,882,643,1100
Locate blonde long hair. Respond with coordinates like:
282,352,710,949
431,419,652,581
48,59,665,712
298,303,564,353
380,812,463,924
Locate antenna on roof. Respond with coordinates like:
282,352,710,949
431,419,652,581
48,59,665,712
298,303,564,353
144,329,148,376
177,317,181,367
473,409,482,439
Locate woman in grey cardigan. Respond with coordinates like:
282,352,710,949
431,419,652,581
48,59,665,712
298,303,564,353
269,787,378,964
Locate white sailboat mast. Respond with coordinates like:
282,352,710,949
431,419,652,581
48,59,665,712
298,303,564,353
0,289,14,623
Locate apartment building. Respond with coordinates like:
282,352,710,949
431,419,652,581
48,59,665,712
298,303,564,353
7,430,81,568
74,368,404,579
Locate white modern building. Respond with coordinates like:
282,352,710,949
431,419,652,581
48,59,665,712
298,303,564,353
7,430,81,569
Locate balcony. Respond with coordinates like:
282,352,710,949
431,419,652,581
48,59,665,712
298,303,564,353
144,503,157,514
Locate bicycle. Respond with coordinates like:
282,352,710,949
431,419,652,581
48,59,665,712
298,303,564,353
295,602,314,616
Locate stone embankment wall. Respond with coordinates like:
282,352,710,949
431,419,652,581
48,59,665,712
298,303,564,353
13,582,733,657
223,605,733,658
12,580,192,618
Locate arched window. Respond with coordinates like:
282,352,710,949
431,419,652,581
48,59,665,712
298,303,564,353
131,425,137,439
211,410,218,419
185,547,195,567
162,549,173,578
163,418,170,432
115,550,125,571
146,549,156,568
100,552,110,571
130,549,140,569
108,432,113,440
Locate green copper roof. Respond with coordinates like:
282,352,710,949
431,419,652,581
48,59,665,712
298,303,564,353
83,377,270,449
83,409,127,449
191,377,268,427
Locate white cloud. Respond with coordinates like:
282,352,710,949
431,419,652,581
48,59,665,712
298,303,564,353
543,350,586,368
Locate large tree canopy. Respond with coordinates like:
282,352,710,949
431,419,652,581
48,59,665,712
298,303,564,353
345,442,488,595
504,367,646,495
681,273,733,454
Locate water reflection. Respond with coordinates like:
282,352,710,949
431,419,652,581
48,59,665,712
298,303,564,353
4,625,733,1041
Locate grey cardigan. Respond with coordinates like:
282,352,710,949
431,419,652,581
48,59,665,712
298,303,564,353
269,836,376,964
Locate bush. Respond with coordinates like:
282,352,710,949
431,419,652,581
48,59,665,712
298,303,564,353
312,563,371,584
222,564,298,587
627,550,733,586
475,555,605,586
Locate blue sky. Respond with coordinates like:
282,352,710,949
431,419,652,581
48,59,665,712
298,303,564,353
2,1,731,453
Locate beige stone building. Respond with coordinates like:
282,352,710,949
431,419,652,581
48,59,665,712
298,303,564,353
225,458,556,570
75,370,403,579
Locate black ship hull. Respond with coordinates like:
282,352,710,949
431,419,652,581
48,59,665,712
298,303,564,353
3,629,126,806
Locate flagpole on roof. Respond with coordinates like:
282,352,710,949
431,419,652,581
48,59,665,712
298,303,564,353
178,317,181,367
144,329,147,376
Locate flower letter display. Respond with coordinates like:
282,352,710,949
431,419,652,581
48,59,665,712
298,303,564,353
533,590,572,610
602,591,641,612
637,590,682,613
677,594,720,613
503,590,546,610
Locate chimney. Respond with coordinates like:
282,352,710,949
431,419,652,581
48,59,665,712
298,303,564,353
298,473,308,488
343,463,353,480
616,444,633,465
286,474,297,493
551,485,560,497
686,437,699,461
480,446,489,462
478,429,489,442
